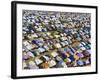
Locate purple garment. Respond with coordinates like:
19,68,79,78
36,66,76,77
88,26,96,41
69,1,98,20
23,54,29,60
77,53,84,58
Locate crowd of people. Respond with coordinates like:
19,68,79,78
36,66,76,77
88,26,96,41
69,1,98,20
22,10,91,69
